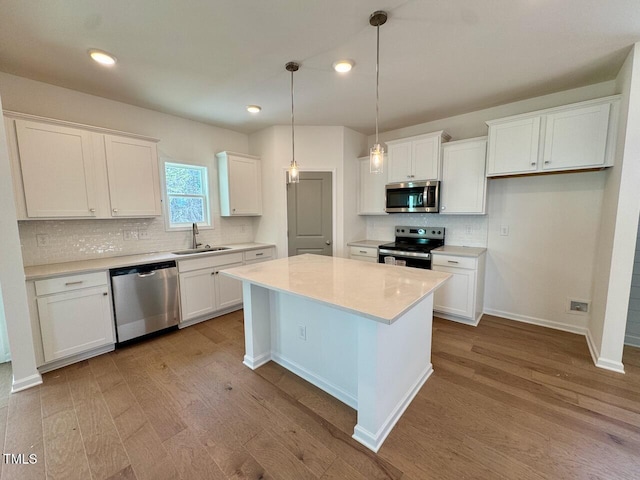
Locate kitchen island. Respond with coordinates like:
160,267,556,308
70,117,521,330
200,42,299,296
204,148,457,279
222,254,450,452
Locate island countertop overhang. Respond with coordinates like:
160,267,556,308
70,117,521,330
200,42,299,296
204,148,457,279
221,254,451,324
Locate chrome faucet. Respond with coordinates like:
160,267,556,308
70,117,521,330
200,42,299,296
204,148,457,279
192,223,202,249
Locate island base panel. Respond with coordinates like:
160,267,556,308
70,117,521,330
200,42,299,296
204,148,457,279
240,281,436,452
353,294,434,452
242,283,272,369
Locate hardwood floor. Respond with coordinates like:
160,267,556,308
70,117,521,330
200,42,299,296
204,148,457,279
2,312,640,479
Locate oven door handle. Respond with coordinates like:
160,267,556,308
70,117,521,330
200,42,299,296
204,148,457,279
378,249,432,259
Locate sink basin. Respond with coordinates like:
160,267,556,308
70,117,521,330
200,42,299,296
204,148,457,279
172,247,231,255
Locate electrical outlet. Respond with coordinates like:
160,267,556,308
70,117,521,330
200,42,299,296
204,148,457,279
569,299,590,314
297,325,307,341
36,234,50,247
138,229,149,240
123,229,139,241
500,225,509,236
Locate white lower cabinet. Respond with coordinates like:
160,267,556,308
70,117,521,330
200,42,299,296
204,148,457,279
178,247,275,325
34,272,115,363
179,253,244,323
432,250,486,326
348,245,379,263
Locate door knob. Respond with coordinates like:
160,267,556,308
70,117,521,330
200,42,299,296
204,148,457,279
325,240,331,245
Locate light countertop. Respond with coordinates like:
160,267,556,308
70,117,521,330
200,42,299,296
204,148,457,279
347,239,390,248
222,254,451,324
432,246,487,257
24,242,275,280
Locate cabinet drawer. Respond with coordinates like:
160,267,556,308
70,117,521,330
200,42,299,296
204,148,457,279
244,248,273,262
178,252,243,273
432,254,476,270
35,271,108,296
349,246,378,258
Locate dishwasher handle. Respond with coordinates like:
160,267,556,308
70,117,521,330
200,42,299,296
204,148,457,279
138,271,157,278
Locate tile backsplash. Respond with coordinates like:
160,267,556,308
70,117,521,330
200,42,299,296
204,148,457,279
366,214,488,246
19,217,255,267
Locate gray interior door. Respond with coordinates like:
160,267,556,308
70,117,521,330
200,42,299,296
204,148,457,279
287,171,333,256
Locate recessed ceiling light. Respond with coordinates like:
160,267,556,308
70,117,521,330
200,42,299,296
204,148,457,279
333,60,354,73
246,105,262,113
88,49,117,66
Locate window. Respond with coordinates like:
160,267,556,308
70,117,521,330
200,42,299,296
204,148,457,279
164,162,211,229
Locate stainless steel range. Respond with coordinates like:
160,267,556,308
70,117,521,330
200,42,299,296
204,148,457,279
378,226,445,269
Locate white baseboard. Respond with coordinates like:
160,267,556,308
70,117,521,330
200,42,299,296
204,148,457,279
585,328,625,373
482,308,588,335
243,352,271,370
12,373,43,393
178,305,243,329
38,344,115,374
434,311,480,326
271,352,358,409
625,333,640,348
352,364,433,453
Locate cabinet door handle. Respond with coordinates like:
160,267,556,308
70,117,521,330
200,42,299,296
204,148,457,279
89,208,96,213
103,292,108,296
530,162,536,166
112,208,118,213
359,250,367,254
441,206,446,210
447,260,459,264
256,252,264,256
65,281,83,286
544,160,550,164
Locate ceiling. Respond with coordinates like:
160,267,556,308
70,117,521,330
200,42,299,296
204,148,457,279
1,0,639,135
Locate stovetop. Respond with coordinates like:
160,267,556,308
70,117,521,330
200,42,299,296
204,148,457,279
379,226,445,253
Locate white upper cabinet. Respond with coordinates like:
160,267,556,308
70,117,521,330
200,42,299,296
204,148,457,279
440,137,487,215
486,96,620,177
217,151,262,216
104,135,162,217
14,120,98,218
5,112,162,219
386,131,451,183
358,155,388,215
541,103,611,171
486,117,540,176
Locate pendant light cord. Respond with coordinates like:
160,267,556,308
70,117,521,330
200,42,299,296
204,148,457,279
291,68,295,164
375,23,380,145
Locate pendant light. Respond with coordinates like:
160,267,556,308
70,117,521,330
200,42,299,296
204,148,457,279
286,61,300,184
369,10,387,174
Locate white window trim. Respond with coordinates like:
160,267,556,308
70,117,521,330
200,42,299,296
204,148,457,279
162,161,213,231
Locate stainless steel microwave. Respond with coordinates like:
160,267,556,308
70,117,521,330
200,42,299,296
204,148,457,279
385,180,440,213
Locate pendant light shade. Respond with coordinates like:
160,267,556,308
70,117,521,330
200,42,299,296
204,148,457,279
369,10,387,174
286,61,300,184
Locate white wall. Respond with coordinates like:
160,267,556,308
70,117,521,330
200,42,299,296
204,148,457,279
485,172,605,333
0,92,41,391
589,43,640,372
365,81,618,335
249,125,366,258
0,72,255,266
625,221,640,347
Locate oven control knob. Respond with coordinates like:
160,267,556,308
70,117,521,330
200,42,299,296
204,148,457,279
431,230,435,234
438,230,442,234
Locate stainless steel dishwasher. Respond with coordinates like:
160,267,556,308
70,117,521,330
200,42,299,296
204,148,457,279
110,260,179,343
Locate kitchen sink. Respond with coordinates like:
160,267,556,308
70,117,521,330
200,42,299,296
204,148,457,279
172,247,231,255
